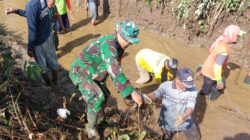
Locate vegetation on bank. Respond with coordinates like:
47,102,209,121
144,0,250,33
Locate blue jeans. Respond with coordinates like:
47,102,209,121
89,0,98,20
34,33,58,73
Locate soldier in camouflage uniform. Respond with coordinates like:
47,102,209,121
48,5,59,50
47,0,66,51
69,20,143,139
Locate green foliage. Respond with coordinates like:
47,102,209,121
143,0,249,33
146,0,152,12
177,0,191,23
0,51,15,81
139,131,147,139
224,0,242,12
118,134,130,140
107,129,147,140
0,45,17,94
135,132,140,138
26,118,32,127
1,112,8,125
195,0,215,19
175,0,249,32
24,61,44,81
200,26,206,33
248,0,250,6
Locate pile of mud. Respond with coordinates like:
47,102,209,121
0,25,158,139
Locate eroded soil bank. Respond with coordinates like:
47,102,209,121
101,0,250,68
1,0,250,139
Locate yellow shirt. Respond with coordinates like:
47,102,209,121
137,49,174,85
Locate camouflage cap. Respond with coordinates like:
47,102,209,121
115,20,140,44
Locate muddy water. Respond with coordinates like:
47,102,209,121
1,0,250,139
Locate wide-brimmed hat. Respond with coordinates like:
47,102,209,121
115,20,140,44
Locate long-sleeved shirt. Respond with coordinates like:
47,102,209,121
19,0,51,51
15,9,26,16
70,34,134,98
214,53,228,82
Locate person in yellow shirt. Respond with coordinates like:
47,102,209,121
135,49,178,85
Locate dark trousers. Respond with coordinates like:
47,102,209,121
56,13,70,31
200,75,225,95
162,124,200,140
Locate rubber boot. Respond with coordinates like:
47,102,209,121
97,109,104,124
95,81,110,125
41,73,51,86
208,86,220,101
51,70,58,86
86,110,100,140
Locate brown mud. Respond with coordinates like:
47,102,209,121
104,0,250,68
1,0,250,139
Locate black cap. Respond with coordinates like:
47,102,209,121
167,58,178,70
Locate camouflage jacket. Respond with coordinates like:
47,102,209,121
70,34,134,98
49,6,59,48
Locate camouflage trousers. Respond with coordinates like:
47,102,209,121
49,6,59,50
51,29,59,50
77,78,110,114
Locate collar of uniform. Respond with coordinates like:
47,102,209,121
112,33,122,49
172,80,177,89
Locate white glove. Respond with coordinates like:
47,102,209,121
57,108,70,119
142,94,152,104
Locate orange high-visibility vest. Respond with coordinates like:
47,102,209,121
201,41,231,79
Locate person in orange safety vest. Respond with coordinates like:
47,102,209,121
199,25,246,100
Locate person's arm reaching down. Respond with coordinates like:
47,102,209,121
175,90,197,126
214,53,228,89
175,108,194,126
66,0,74,19
26,5,38,57
56,12,66,33
100,42,142,106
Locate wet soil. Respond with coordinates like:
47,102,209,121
104,0,250,68
1,0,250,139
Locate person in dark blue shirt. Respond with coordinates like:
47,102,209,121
5,0,59,87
